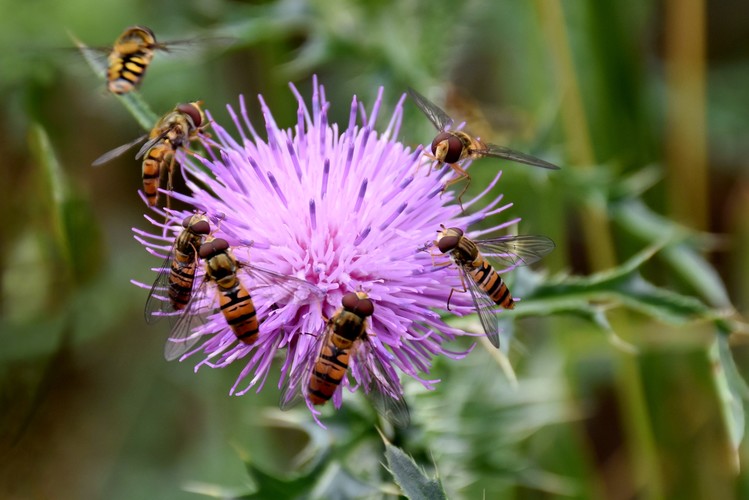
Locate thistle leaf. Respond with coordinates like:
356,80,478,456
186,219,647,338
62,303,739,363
504,243,736,333
714,336,748,457
382,435,447,500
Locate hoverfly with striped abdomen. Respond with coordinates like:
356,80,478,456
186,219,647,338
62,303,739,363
105,26,164,95
280,292,411,427
80,25,230,95
165,237,323,361
407,87,560,203
92,101,207,207
72,25,236,95
435,225,555,348
144,212,211,325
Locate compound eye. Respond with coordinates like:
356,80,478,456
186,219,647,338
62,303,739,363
354,298,374,317
341,292,374,317
177,102,203,128
431,132,464,163
181,215,193,228
190,220,211,235
341,292,359,311
437,235,460,253
199,238,229,259
212,238,229,252
198,241,216,260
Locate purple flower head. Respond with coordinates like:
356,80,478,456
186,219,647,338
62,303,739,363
133,77,519,425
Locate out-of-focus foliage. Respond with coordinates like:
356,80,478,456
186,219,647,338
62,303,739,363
382,435,447,500
2,0,749,499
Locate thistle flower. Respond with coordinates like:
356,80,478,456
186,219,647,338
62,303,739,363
133,77,520,424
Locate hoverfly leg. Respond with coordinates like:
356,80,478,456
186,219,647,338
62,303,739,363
413,149,442,177
442,163,471,211
428,246,451,269
446,271,468,311
165,151,178,214
424,152,441,177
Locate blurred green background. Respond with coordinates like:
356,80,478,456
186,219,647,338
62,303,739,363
2,0,749,498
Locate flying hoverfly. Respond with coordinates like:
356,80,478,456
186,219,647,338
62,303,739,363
280,292,411,427
165,238,323,361
92,101,206,207
144,212,211,325
104,25,165,95
99,26,229,94
72,25,235,95
435,225,555,348
407,87,560,202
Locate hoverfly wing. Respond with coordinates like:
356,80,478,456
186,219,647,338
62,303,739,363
92,134,148,166
164,277,213,361
155,35,238,53
69,32,111,60
354,339,411,427
73,44,112,65
143,247,177,325
461,266,502,348
278,362,307,410
477,143,560,170
474,235,556,271
279,329,325,411
135,130,171,160
407,87,454,131
242,264,323,305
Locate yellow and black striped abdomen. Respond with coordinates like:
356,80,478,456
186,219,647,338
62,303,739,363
107,50,154,95
141,144,171,206
468,257,515,309
217,283,259,345
168,255,197,310
308,329,356,405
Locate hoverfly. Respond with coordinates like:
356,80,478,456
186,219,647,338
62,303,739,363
280,292,411,427
74,25,234,95
92,101,206,207
435,225,555,348
165,238,323,361
105,26,164,95
144,212,211,325
407,87,560,202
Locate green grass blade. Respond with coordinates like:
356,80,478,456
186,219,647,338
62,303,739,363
28,124,103,288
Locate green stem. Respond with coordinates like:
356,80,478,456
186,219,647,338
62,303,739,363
664,0,708,230
535,0,617,272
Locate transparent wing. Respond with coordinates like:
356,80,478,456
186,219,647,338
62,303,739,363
75,44,111,55
73,45,111,65
241,264,324,305
158,35,238,53
407,87,454,131
135,130,171,160
460,266,502,348
353,337,411,427
69,34,112,70
143,247,176,325
474,143,560,170
279,327,327,411
474,235,556,270
164,276,215,361
91,134,148,166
